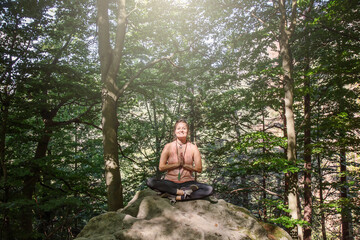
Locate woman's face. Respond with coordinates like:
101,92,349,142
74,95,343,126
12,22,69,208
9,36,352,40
175,122,188,139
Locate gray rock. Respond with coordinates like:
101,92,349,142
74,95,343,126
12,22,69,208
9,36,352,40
76,189,292,240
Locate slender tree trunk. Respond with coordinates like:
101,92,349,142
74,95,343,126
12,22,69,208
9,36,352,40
189,94,197,181
303,32,312,240
262,173,267,220
0,97,10,240
334,36,353,240
190,112,195,143
282,97,292,230
277,0,302,238
340,148,352,240
283,99,289,206
317,153,327,240
241,175,249,209
152,100,162,159
303,88,312,240
22,123,51,239
74,123,79,231
262,110,267,221
189,89,196,143
150,100,163,179
0,101,8,190
302,2,314,239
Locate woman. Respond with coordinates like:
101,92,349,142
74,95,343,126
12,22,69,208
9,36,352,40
147,119,213,203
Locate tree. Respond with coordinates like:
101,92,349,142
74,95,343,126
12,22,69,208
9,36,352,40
295,1,315,239
97,0,127,211
276,0,302,238
97,0,183,210
1,0,101,238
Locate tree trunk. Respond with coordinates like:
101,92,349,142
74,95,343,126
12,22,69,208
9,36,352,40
303,80,312,240
102,93,123,210
241,175,249,209
262,173,267,220
302,2,314,239
148,99,162,179
0,97,10,240
283,99,289,207
97,0,127,210
22,124,51,239
277,0,302,238
189,94,197,181
303,30,312,240
189,90,196,143
317,153,327,240
97,0,174,208
262,109,267,221
340,148,352,240
152,100,161,159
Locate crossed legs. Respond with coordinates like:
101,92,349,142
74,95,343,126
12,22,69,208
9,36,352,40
146,177,213,201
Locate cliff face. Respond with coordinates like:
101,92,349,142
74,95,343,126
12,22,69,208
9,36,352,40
76,189,292,240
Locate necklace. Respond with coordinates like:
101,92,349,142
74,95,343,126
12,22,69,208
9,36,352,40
176,140,187,180
177,140,185,149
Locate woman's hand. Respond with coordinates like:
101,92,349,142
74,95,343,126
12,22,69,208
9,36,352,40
179,155,184,167
160,162,181,172
171,161,182,168
159,143,181,171
182,144,202,173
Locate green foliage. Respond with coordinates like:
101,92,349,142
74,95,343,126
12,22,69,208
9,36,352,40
270,216,310,229
1,0,359,239
0,0,103,239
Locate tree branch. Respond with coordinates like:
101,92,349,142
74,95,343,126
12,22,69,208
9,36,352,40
113,0,127,68
117,53,175,98
51,34,73,66
250,180,284,199
230,187,252,193
43,172,104,201
97,0,111,55
167,59,183,69
76,120,102,130
97,0,114,82
118,142,139,165
288,0,297,37
52,102,97,127
127,2,138,18
231,180,283,199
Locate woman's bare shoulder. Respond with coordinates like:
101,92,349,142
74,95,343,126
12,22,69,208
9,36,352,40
164,141,175,150
188,142,199,149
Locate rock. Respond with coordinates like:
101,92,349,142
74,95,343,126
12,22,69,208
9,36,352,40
76,189,292,240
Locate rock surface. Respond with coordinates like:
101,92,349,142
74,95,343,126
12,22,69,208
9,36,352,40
76,189,292,240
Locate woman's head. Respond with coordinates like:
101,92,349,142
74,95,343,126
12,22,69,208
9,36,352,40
173,119,189,140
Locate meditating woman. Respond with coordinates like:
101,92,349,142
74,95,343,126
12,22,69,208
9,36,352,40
146,119,214,203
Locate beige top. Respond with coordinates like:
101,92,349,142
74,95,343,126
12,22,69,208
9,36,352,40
164,141,196,183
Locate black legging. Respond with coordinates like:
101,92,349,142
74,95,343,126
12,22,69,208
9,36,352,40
146,177,213,200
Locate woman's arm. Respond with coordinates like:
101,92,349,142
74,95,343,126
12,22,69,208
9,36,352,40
183,144,202,173
159,143,180,172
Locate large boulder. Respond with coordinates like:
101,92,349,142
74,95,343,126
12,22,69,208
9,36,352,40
76,189,291,240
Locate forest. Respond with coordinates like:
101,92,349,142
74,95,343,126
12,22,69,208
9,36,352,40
0,0,359,239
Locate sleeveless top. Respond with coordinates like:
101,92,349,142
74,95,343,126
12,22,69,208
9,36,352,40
164,141,195,183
